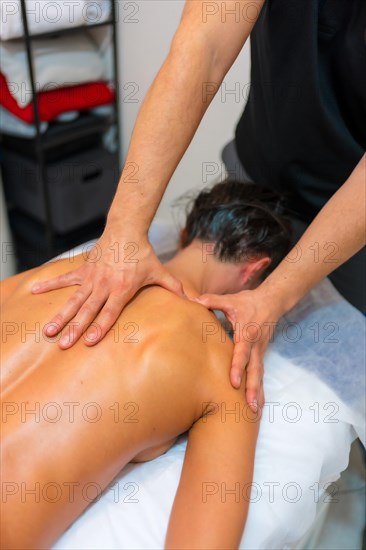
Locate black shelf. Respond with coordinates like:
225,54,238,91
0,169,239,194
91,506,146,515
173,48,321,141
2,0,121,262
39,113,116,151
1,112,116,158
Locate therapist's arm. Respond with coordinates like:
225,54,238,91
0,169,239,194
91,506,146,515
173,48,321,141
197,153,366,410
31,0,265,349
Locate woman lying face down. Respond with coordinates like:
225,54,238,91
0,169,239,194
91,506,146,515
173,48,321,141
0,180,291,550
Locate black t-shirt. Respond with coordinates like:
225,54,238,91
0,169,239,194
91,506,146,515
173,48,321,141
235,0,366,223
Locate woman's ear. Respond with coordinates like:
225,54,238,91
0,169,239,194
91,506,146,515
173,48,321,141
240,256,272,286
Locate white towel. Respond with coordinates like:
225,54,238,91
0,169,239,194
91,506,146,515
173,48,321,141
0,105,48,136
0,0,111,41
0,31,105,107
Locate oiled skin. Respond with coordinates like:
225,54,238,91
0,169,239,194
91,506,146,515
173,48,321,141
1,255,259,549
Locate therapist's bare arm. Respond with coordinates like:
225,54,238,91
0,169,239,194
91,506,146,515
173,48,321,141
198,153,366,410
31,1,265,349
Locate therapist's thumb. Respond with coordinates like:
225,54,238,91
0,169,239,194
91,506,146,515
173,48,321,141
193,293,230,313
151,268,187,299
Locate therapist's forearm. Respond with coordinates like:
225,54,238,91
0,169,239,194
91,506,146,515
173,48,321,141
260,154,366,316
107,1,264,238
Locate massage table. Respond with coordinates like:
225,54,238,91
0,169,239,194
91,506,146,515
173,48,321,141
50,220,365,549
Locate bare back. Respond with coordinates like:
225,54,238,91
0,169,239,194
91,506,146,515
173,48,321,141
1,254,245,548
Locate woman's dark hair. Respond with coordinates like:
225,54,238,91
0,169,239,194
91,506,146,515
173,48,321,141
180,179,292,276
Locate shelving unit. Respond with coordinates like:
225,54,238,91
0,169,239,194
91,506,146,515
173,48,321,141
1,0,121,268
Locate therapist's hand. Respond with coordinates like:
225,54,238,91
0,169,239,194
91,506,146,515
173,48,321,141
195,288,281,412
31,231,186,349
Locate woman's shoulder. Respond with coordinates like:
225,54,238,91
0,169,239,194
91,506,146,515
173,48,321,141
131,285,235,385
132,285,231,345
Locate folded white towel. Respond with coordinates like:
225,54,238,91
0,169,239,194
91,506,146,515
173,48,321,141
0,31,105,107
0,0,111,41
0,105,48,136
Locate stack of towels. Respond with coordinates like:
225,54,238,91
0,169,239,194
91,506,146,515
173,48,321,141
0,0,114,137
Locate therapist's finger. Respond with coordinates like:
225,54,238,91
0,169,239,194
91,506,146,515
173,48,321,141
57,292,106,348
84,291,134,346
196,292,252,388
245,348,264,413
31,269,82,294
44,286,93,338
230,339,251,389
149,267,187,300
259,380,265,410
193,293,235,316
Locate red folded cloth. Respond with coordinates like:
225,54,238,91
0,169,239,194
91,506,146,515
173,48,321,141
0,73,115,124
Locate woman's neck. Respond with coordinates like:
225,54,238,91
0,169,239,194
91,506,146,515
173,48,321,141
164,243,210,298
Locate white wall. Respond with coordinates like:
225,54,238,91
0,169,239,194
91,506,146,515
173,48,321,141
117,0,250,222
